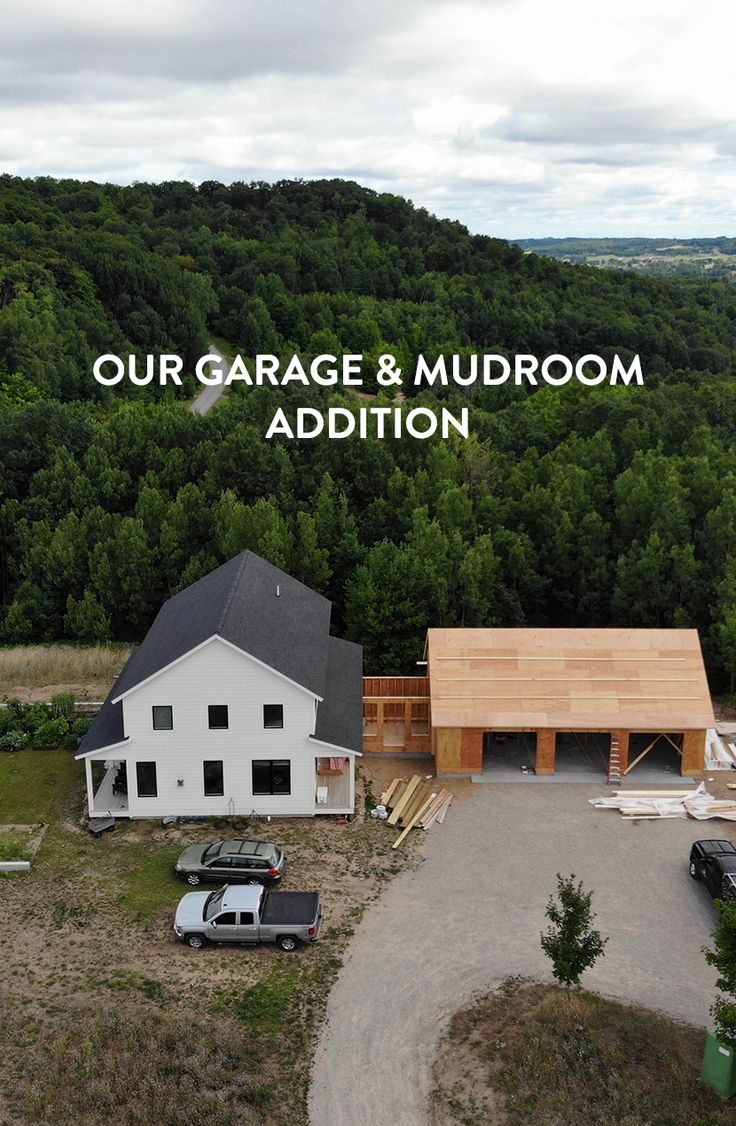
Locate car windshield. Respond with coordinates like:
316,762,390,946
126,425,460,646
204,888,225,921
255,843,278,862
202,843,222,863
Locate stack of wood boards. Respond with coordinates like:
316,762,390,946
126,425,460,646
589,782,736,821
379,775,453,848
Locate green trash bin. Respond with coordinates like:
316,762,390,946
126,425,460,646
701,1031,736,1097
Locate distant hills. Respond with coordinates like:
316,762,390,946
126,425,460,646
516,237,736,279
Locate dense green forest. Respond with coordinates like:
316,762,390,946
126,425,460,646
1,176,736,687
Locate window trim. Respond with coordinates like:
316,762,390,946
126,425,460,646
136,760,158,798
152,705,173,731
263,704,284,730
252,759,291,796
203,759,224,797
208,704,229,730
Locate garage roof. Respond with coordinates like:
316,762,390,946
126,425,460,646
427,628,714,731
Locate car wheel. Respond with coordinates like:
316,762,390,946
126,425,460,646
246,878,262,885
186,873,201,886
277,935,299,952
186,934,206,949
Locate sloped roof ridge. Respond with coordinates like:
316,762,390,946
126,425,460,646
217,549,250,635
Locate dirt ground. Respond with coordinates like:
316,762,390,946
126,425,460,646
0,758,436,1125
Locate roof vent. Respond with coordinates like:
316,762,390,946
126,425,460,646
276,584,280,597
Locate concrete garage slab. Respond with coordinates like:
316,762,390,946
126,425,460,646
310,783,727,1126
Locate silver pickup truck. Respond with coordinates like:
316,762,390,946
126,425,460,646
174,883,323,951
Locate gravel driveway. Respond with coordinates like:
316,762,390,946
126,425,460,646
310,783,722,1125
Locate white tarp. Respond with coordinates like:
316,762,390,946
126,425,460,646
589,781,736,821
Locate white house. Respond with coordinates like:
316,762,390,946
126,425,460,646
77,551,363,819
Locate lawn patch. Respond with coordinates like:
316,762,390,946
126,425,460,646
431,979,733,1126
0,749,81,823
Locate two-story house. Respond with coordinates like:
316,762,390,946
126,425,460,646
76,551,363,818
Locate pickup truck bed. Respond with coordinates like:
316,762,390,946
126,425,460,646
262,891,320,924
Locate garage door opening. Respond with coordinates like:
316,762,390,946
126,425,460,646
482,732,537,776
624,733,683,778
554,732,609,778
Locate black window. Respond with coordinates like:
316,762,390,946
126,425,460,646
152,705,173,730
209,855,232,868
252,759,291,795
230,856,255,869
136,761,157,797
215,912,236,925
263,704,283,729
208,705,228,730
239,912,255,925
203,760,224,796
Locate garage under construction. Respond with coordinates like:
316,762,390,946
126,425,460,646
363,628,715,782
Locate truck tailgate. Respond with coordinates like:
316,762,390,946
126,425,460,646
261,891,320,925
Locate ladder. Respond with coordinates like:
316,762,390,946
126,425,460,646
608,734,622,785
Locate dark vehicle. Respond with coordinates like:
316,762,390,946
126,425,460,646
174,839,287,886
174,884,323,950
689,840,736,901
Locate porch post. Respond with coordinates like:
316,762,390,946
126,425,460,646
84,757,94,815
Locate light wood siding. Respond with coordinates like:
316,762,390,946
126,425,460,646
681,729,707,775
434,726,483,774
89,638,352,816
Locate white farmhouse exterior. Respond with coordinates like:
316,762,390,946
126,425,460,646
77,552,363,818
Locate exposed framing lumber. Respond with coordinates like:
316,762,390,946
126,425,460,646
392,793,437,849
622,735,663,775
386,775,421,825
380,778,403,806
436,794,452,824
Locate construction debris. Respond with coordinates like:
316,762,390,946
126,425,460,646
377,775,453,847
589,782,736,822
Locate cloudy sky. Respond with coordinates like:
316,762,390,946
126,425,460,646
1,0,735,236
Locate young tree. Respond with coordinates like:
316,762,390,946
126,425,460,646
704,899,736,1049
541,874,608,990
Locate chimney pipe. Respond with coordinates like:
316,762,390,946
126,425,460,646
276,584,280,597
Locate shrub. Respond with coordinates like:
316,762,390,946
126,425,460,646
21,702,51,736
35,718,70,747
0,709,16,736
0,729,28,753
66,716,91,748
50,691,76,722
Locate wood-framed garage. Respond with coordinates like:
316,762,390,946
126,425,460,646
362,628,715,782
427,628,714,780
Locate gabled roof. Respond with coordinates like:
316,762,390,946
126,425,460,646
77,693,126,756
112,551,332,701
313,637,364,754
427,627,715,731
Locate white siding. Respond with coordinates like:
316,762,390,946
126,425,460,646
85,638,353,817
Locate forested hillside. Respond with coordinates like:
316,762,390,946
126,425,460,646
1,176,736,687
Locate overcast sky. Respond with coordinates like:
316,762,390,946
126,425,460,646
1,0,735,237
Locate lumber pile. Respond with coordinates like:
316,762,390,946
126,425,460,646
589,782,736,822
373,775,453,848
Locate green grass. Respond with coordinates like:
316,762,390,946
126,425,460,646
116,838,184,919
218,966,300,1035
0,749,82,823
0,833,33,861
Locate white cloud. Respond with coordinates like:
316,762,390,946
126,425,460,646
1,0,735,235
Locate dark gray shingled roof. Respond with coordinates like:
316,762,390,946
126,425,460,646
77,693,126,756
112,551,332,701
77,551,363,760
313,636,364,754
